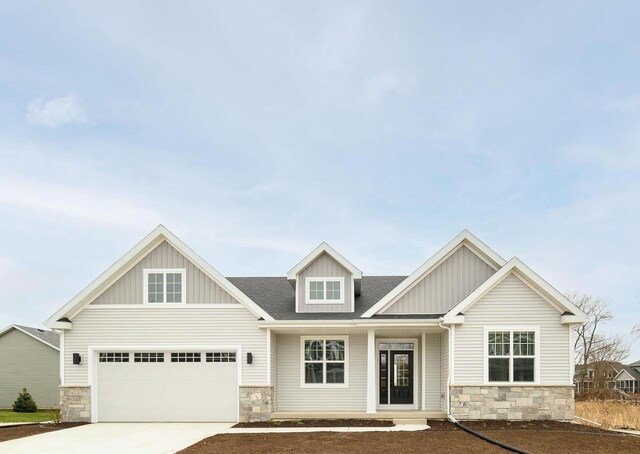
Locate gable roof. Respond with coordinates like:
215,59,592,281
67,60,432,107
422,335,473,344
442,257,587,324
45,225,274,328
614,366,640,382
0,324,60,350
286,242,363,280
361,230,506,318
630,359,640,368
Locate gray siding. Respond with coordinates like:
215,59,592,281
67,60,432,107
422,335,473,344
0,329,60,408
276,334,366,411
424,333,441,411
383,245,496,314
270,331,277,408
440,331,449,412
297,253,353,313
92,241,238,305
454,273,570,385
64,306,266,385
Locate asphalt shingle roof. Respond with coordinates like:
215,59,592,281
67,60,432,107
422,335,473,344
14,324,60,348
228,275,439,320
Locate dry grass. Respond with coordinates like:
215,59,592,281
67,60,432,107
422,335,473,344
576,400,640,430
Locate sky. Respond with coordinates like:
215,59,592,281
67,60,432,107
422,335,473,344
0,1,638,360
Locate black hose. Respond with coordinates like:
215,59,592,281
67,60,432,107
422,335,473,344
453,420,530,454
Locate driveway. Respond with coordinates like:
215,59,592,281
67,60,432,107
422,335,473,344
0,422,233,454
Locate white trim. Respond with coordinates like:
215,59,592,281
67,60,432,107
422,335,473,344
0,325,60,351
88,343,243,423
258,319,442,329
451,325,456,384
60,330,65,385
305,277,345,305
45,225,274,327
613,369,636,381
143,268,186,304
482,326,540,385
569,325,575,385
266,328,272,386
376,337,419,411
287,242,362,280
366,329,376,413
83,304,244,310
443,258,587,324
421,332,426,411
299,336,349,389
362,230,506,318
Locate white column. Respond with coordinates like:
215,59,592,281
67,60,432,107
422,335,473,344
421,332,426,411
366,328,376,413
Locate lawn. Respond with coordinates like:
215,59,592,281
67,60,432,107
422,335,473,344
576,400,640,430
0,409,53,423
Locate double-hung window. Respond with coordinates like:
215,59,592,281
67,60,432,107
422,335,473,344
486,328,538,383
306,278,344,304
301,336,348,387
144,269,186,303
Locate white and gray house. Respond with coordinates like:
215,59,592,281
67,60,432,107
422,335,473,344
45,226,585,423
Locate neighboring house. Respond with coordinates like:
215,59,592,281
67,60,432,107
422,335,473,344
574,361,640,395
0,325,60,408
45,226,585,423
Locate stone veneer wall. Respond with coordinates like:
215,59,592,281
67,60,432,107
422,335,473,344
60,385,91,422
450,386,574,420
239,385,273,422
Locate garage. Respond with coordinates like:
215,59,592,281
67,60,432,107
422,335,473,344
96,350,238,422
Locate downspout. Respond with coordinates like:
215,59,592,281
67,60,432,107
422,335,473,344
438,318,529,454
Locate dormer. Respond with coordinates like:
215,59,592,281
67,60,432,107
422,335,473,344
287,242,362,313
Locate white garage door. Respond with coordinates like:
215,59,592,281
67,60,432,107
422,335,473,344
96,351,237,422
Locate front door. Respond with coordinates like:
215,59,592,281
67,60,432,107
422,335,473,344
379,349,413,405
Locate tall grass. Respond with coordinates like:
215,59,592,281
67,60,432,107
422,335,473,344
575,401,640,430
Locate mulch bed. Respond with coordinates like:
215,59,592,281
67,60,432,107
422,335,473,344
234,419,394,428
0,423,86,443
179,420,640,454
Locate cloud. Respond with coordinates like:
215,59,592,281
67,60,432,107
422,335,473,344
25,95,87,128
365,70,413,104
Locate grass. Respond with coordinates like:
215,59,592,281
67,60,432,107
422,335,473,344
0,409,53,423
576,400,640,430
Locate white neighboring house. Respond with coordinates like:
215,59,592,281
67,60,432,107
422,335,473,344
45,225,585,423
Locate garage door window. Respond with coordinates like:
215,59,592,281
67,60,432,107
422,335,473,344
171,352,201,362
206,352,236,362
99,352,129,363
134,352,164,363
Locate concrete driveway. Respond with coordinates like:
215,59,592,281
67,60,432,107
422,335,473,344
0,422,233,454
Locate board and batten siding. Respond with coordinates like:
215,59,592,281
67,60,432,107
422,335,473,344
424,333,441,411
297,253,353,313
0,329,60,408
276,334,366,411
440,331,449,412
453,273,570,385
63,307,267,385
383,245,496,314
91,241,238,305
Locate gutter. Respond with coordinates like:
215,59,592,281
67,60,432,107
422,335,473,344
257,319,442,329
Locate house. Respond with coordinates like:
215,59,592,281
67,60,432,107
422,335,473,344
574,361,640,395
45,226,585,423
0,325,60,408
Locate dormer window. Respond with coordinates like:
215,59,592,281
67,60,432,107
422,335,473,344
143,269,186,304
306,278,344,304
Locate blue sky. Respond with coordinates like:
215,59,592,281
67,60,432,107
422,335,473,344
0,1,638,359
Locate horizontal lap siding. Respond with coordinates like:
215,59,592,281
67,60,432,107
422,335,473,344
64,307,266,385
425,333,441,411
454,273,570,385
384,245,495,314
276,334,366,411
92,241,238,305
298,253,353,313
440,331,449,411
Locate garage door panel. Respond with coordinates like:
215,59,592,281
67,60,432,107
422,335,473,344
97,352,237,422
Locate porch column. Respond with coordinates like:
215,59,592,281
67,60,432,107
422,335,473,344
366,328,376,413
421,332,426,411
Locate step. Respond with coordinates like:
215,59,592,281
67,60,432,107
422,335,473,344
392,418,427,425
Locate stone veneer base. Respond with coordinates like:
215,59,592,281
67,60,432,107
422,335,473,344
450,385,574,421
239,385,274,422
60,385,91,423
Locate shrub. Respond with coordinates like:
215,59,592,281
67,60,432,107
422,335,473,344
12,388,38,413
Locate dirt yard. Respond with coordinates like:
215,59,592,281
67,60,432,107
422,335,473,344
179,420,640,454
0,423,85,443
576,400,640,430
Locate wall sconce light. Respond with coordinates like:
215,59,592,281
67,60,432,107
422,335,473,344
73,353,82,365
247,352,253,364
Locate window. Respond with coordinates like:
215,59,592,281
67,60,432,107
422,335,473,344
301,336,348,387
306,278,344,304
144,269,186,304
171,352,201,362
486,329,537,383
206,352,236,363
134,352,164,363
99,352,129,363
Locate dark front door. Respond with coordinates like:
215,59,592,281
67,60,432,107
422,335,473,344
389,350,413,404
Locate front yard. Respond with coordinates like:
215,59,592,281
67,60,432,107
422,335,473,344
179,420,640,454
0,409,53,423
